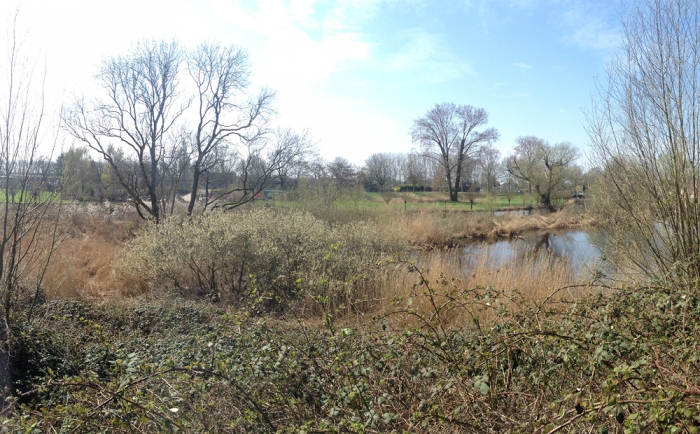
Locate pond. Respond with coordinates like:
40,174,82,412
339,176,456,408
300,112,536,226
460,229,610,280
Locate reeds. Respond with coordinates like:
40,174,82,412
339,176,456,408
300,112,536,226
42,203,142,299
395,208,595,246
372,244,598,329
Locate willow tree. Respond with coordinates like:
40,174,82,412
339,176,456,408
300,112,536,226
507,137,578,212
588,0,700,284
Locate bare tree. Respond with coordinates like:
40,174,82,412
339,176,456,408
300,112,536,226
587,0,700,283
159,129,192,215
364,153,393,192
411,102,499,201
327,157,357,189
507,136,539,193
64,40,185,223
499,157,517,191
404,152,428,191
0,10,61,392
477,143,501,193
508,137,578,212
64,40,312,219
221,128,313,209
390,153,407,187
185,42,274,216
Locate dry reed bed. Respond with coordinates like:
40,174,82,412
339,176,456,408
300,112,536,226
43,203,142,299
373,246,597,330
397,209,595,246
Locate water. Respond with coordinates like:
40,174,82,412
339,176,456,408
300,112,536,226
493,209,534,216
460,229,609,279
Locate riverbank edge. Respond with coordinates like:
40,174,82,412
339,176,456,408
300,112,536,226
412,210,596,249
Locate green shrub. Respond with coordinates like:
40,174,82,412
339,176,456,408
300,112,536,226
117,208,403,313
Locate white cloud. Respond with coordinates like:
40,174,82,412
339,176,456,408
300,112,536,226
513,62,532,70
555,0,620,51
212,1,374,87
209,0,403,163
386,29,475,82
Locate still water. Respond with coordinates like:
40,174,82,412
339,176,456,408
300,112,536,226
460,229,610,279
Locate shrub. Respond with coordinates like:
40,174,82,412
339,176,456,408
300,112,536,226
116,208,403,313
395,184,430,192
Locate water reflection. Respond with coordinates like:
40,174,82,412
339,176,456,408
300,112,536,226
461,229,609,279
492,209,534,217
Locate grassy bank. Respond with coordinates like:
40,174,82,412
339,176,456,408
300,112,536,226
270,190,570,213
263,190,593,245
400,207,593,246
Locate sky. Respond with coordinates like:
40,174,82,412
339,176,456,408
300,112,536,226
1,0,621,166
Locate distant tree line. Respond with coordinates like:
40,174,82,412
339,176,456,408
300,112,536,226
51,40,594,216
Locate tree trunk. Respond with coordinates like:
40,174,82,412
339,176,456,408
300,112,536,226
187,161,202,216
445,171,457,202
453,155,463,202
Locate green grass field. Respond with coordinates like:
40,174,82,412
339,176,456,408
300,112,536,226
0,190,57,203
266,190,542,213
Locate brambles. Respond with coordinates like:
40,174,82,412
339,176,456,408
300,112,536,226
4,267,700,432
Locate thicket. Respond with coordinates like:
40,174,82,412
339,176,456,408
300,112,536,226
3,263,700,433
116,208,405,313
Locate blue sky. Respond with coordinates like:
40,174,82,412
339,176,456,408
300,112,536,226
1,0,621,165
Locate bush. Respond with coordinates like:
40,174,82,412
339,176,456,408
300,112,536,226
117,208,403,313
395,184,430,192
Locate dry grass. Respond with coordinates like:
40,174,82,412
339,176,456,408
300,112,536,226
372,246,598,329
395,208,595,246
42,203,142,299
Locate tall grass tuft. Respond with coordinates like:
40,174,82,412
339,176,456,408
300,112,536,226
43,203,141,299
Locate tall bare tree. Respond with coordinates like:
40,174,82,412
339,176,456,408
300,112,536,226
65,40,311,219
64,40,185,223
404,152,428,191
364,153,393,192
327,157,357,189
477,143,501,193
186,42,274,216
390,153,407,186
588,0,700,284
1,12,61,400
507,136,539,193
411,102,499,201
